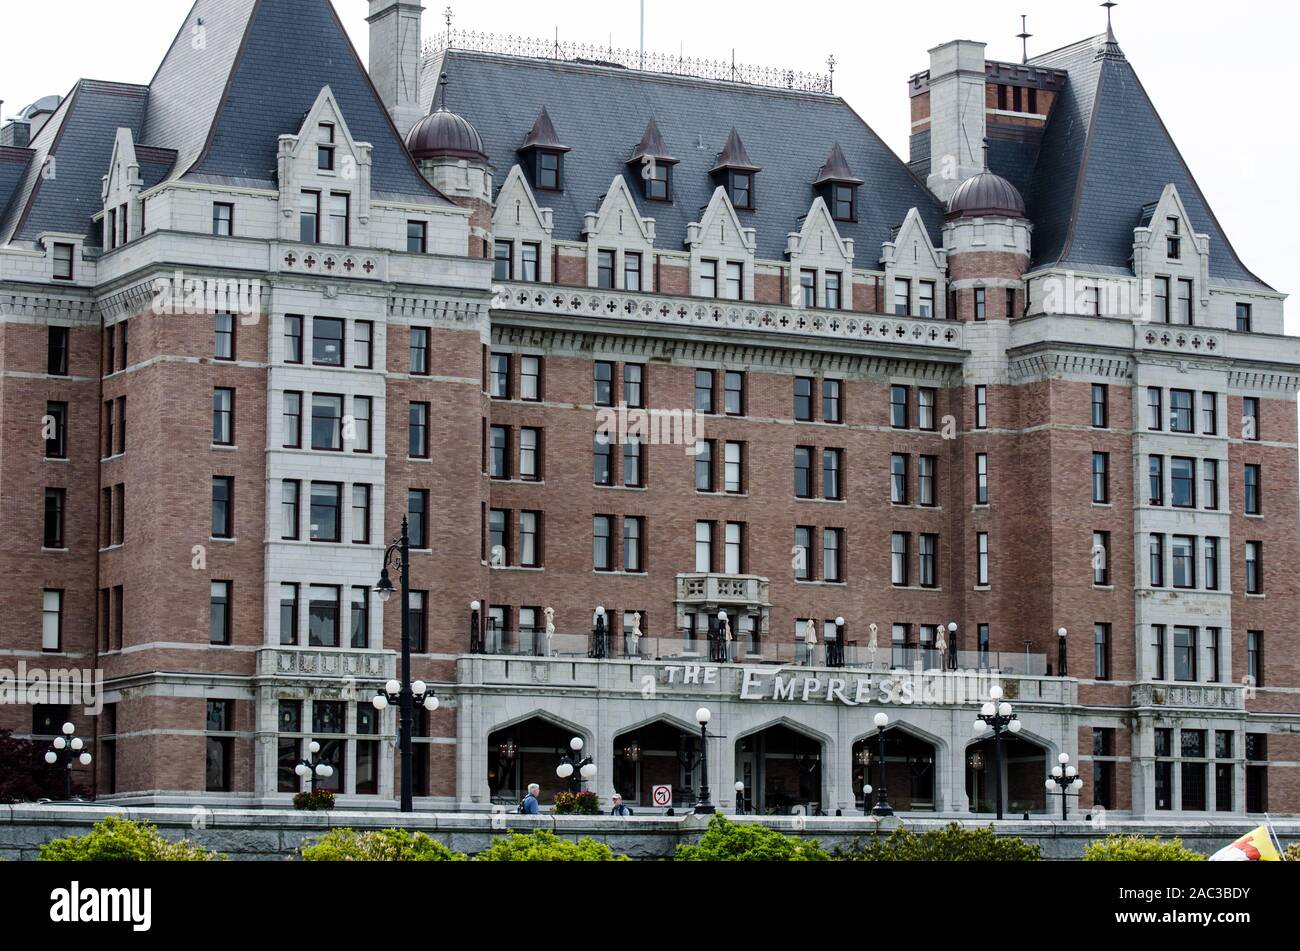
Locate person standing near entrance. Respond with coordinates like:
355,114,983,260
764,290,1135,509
610,793,633,816
519,782,541,814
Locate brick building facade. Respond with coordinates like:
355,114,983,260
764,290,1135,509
0,0,1297,820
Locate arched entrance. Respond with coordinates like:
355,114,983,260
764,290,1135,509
735,723,824,815
486,716,581,806
965,734,1049,815
611,719,699,809
851,731,937,812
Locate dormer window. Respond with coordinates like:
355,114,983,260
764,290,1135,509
317,123,336,171
628,119,678,204
1166,216,1181,260
645,163,671,201
535,150,562,191
814,144,863,223
711,128,760,213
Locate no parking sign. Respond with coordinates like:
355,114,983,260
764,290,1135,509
652,784,673,807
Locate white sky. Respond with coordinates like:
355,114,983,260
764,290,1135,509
0,0,1296,326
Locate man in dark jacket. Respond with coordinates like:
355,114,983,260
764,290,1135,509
520,783,541,814
610,792,633,816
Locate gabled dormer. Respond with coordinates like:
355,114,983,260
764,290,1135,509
492,164,555,283
627,118,677,203
813,143,863,224
1133,183,1211,322
518,107,569,193
880,207,948,318
787,197,856,309
687,186,757,299
276,86,374,246
583,175,657,291
710,128,760,212
100,127,142,250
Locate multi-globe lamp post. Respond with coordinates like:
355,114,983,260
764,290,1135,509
1046,752,1084,819
556,736,597,793
44,721,92,801
294,740,335,792
972,685,1022,820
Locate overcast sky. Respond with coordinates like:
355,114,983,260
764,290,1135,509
1,0,1295,322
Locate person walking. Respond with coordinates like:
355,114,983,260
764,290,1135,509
519,782,541,814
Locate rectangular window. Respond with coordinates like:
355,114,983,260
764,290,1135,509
209,581,230,646
974,386,987,430
918,281,935,318
1247,631,1263,687
1243,397,1260,441
624,252,642,292
1152,626,1167,681
593,434,612,486
308,585,341,648
406,219,427,254
351,484,371,545
1204,537,1219,591
699,259,717,297
1172,535,1196,590
1093,531,1111,586
519,428,541,482
794,527,813,581
488,509,509,566
893,278,910,316
723,371,744,416
890,385,909,429
694,521,713,573
918,387,936,431
596,250,615,289
299,191,320,243
1201,392,1218,435
975,454,989,505
317,123,336,170
489,426,508,478
1148,387,1163,431
1148,455,1164,506
918,534,938,588
1244,464,1261,515
645,162,670,201
310,394,342,450
726,522,745,575
521,242,540,282
1170,389,1194,433
1203,459,1219,511
488,353,510,399
280,584,300,646
1092,452,1109,504
725,263,743,302
1154,276,1170,323
493,240,512,280
103,400,115,458
825,271,842,309
409,326,430,375
729,173,752,210
1176,278,1193,325
47,326,70,376
309,482,342,543
408,490,428,549
212,202,234,236
1170,457,1195,508
918,456,936,507
205,701,234,793
328,192,349,245
536,151,560,190
351,396,372,453
1150,534,1166,588
1236,302,1252,333
44,401,67,459
1091,384,1109,428
1094,623,1111,680
724,441,744,494
211,476,233,538
594,361,614,406
974,287,986,321
624,364,645,408
520,511,540,568
1245,541,1263,594
695,369,715,414
1174,627,1199,682
351,321,373,370
832,184,855,222
281,480,300,540
822,448,841,501
520,356,541,401
284,315,303,364
212,388,234,446
41,590,63,652
623,516,643,573
214,312,235,361
794,377,814,421
53,243,74,280
977,533,989,586
800,270,816,308
623,438,642,487
350,588,369,650
794,446,813,499
890,454,908,505
822,379,843,424
312,317,344,366
409,402,430,459
823,528,843,583
594,516,613,571
891,533,909,586
695,440,714,492
1208,627,1222,683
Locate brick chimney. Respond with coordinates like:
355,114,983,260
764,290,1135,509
925,39,987,203
367,0,426,139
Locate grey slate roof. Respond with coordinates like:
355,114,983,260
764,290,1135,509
0,80,150,248
1024,35,1270,289
421,51,946,261
0,147,33,226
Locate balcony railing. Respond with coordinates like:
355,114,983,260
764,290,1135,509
494,283,964,351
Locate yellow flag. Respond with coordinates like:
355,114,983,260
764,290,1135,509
1208,826,1281,862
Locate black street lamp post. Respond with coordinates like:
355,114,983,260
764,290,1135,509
972,685,1022,820
469,600,482,653
44,721,92,801
1057,626,1069,677
734,780,747,814
375,515,417,812
556,736,596,793
870,712,893,816
294,740,335,792
827,616,845,668
1046,752,1084,820
694,707,715,813
589,606,608,659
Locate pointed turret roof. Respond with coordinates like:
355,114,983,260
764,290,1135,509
519,107,570,153
628,118,677,165
813,142,863,186
711,128,760,173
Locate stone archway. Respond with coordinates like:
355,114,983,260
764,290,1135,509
965,733,1051,816
610,717,699,809
734,720,829,815
851,729,938,812
486,713,587,806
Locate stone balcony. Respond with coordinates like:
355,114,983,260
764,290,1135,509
492,281,965,352
675,573,770,609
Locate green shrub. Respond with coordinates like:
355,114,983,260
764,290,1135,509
474,830,627,861
293,789,335,811
39,815,224,862
301,828,465,861
838,823,1040,862
675,814,830,862
553,791,601,815
1083,835,1205,861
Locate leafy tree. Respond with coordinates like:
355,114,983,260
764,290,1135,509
675,814,830,862
301,828,465,861
0,729,62,803
838,823,1040,861
1083,835,1205,861
474,830,627,861
38,815,224,861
